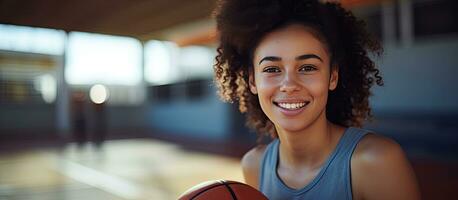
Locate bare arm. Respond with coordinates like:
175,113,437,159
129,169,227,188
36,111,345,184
351,134,421,200
241,145,266,189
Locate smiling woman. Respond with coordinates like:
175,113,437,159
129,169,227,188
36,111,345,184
249,24,336,134
213,0,421,199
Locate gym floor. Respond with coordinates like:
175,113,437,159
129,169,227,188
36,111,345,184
0,139,244,200
0,136,457,200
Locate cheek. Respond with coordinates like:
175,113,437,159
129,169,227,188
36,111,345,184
256,80,274,100
254,76,277,108
255,73,277,91
300,75,329,97
257,78,278,90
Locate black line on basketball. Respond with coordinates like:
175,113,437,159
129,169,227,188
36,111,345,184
190,182,226,200
222,181,238,200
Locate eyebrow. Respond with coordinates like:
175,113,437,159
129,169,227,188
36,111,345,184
258,54,323,65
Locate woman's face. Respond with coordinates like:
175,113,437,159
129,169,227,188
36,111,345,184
250,24,338,133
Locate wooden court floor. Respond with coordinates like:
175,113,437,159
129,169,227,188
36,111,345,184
0,139,243,200
0,138,456,200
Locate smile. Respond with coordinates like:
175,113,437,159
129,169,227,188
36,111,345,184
273,101,309,110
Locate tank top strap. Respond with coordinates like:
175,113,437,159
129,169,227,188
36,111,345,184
325,127,371,200
336,127,370,159
258,138,278,190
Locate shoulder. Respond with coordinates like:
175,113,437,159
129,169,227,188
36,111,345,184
353,132,404,165
241,144,268,189
351,133,421,200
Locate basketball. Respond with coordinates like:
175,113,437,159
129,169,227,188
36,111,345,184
178,180,268,200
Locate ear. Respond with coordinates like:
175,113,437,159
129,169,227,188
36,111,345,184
248,69,258,94
329,65,339,91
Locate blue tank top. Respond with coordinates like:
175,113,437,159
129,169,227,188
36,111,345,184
259,127,369,200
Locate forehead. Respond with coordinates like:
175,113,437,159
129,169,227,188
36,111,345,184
253,24,329,62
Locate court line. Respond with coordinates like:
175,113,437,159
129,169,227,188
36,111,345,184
54,159,168,200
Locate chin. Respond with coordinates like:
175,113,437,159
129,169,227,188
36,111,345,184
274,119,311,133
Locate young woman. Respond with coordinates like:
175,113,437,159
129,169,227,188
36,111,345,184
213,0,420,199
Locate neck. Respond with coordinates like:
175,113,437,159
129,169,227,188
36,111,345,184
276,112,340,170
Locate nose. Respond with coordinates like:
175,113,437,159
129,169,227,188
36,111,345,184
279,70,300,93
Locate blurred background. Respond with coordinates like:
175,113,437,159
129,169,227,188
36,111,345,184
0,0,456,199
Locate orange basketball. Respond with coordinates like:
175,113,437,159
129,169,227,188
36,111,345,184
178,180,268,200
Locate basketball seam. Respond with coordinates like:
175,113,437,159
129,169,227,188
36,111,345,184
189,180,227,200
222,181,238,200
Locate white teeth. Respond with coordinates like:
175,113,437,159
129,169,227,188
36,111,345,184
277,102,307,110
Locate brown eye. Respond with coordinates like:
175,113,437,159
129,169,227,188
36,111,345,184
299,65,316,72
263,66,281,73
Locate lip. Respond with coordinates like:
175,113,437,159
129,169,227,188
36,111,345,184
273,101,309,117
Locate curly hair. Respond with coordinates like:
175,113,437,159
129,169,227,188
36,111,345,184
213,0,383,139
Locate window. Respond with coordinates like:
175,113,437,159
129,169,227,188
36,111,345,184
0,24,65,55
65,32,142,86
145,40,215,101
0,24,63,104
144,40,215,86
144,40,180,85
